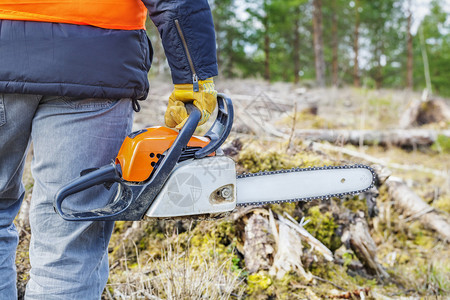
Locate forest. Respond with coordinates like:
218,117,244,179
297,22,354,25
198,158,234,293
146,0,450,97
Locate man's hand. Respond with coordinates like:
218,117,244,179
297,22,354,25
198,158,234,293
165,78,217,130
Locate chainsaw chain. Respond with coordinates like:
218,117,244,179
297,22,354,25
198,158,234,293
235,164,377,207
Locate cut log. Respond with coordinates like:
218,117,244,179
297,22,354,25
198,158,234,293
385,176,450,242
292,129,450,148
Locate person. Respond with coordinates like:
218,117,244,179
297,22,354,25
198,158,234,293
0,1,218,298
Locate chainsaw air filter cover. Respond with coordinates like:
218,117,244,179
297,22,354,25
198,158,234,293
115,126,212,182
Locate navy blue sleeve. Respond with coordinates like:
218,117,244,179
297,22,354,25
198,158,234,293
141,0,218,84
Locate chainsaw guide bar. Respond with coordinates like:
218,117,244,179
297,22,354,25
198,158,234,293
235,164,376,207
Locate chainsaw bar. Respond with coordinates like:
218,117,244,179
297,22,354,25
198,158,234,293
235,164,376,207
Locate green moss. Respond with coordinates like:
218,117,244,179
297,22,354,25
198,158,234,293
342,195,367,213
304,206,340,251
247,271,273,294
238,145,333,174
368,96,392,107
185,220,243,274
308,259,373,294
279,111,336,129
433,196,450,213
397,252,411,265
431,134,450,154
342,252,355,268
413,234,435,249
270,202,297,217
113,221,127,232
238,150,289,173
409,222,436,250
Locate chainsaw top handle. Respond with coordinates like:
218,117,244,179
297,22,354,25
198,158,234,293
53,94,233,221
195,93,234,158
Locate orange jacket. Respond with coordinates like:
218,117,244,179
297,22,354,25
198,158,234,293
0,0,147,30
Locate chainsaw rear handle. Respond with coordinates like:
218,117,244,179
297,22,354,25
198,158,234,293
54,104,202,221
54,163,120,214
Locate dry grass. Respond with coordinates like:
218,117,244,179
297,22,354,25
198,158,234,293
105,235,244,300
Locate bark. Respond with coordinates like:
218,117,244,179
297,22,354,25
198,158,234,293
292,129,450,148
263,14,271,82
420,27,433,96
243,214,275,273
385,177,450,242
293,6,301,84
353,0,360,87
330,197,388,279
375,38,384,89
331,0,339,87
342,212,389,279
406,0,414,90
312,0,326,87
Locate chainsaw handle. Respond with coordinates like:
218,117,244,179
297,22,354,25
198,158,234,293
195,93,234,158
54,163,122,219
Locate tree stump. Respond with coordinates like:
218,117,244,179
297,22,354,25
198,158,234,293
243,214,275,273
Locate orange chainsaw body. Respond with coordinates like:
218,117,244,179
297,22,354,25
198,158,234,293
115,126,213,182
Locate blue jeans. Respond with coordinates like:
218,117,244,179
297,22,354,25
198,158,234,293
0,94,134,299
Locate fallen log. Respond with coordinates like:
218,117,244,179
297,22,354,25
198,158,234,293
385,176,450,242
291,129,450,148
310,142,448,178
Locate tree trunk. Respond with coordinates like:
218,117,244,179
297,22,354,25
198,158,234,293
406,0,414,90
225,49,234,78
331,0,339,87
353,0,360,87
293,6,301,84
375,39,384,89
312,0,326,87
264,17,271,82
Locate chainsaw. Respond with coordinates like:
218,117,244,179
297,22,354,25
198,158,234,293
54,94,375,221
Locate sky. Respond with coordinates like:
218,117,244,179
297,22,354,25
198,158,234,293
413,0,450,34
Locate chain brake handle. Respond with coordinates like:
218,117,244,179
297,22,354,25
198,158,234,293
53,94,233,221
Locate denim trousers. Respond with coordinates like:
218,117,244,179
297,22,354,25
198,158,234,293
0,94,134,299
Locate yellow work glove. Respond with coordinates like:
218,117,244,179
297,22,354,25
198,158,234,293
165,78,217,130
